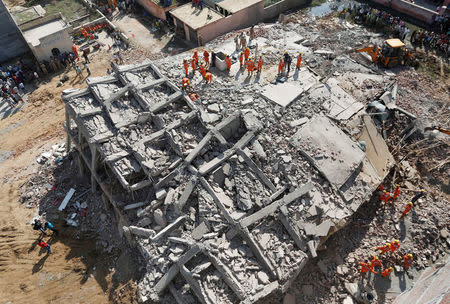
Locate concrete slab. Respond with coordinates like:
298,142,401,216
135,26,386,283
309,78,364,120
291,115,365,188
261,82,304,107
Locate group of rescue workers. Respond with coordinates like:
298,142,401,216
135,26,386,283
180,46,305,102
359,186,426,278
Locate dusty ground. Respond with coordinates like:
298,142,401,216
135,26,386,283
0,46,142,304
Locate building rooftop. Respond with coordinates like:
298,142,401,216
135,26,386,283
170,3,223,30
22,17,67,46
215,0,262,14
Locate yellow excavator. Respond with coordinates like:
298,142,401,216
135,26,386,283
355,38,418,68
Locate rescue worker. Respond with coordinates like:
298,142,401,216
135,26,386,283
204,71,212,84
32,219,47,235
401,202,413,217
189,92,199,101
246,58,254,77
278,58,285,76
371,256,382,268
183,59,189,77
388,240,400,253
296,52,303,70
257,56,264,73
380,190,391,204
44,221,58,236
360,262,377,274
191,59,196,75
203,50,210,67
239,52,244,69
381,267,393,277
193,51,199,65
392,185,401,200
244,47,250,61
211,51,216,67
403,253,413,269
376,242,391,255
199,62,206,77
225,55,232,72
181,77,191,92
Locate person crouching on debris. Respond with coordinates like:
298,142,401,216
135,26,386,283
37,238,51,254
379,190,391,204
32,219,47,235
371,256,382,269
189,91,199,101
388,240,400,253
381,267,393,277
392,184,400,200
44,221,59,236
360,261,377,274
401,202,413,218
376,242,390,255
181,77,191,92
403,254,413,269
411,189,425,204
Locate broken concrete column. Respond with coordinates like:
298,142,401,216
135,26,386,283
128,225,153,238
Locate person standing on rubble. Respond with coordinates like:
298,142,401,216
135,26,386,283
246,58,254,77
211,51,216,68
203,50,210,67
191,58,196,75
278,58,285,77
401,202,413,217
296,52,303,70
403,254,413,269
239,52,244,69
284,52,292,76
84,63,91,76
183,59,189,77
234,34,240,51
257,56,264,74
225,55,232,73
32,219,47,235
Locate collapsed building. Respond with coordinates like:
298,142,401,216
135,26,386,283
61,53,395,303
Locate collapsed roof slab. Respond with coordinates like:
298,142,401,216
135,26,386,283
309,78,364,120
261,82,305,108
291,115,365,189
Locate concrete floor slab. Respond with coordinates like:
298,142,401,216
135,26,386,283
261,82,304,107
291,115,365,188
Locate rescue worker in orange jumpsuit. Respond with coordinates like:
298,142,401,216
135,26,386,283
181,77,191,92
239,52,244,69
381,267,393,277
278,58,285,76
296,52,303,69
392,185,401,200
371,256,382,269
199,62,206,77
204,71,212,84
376,242,391,255
257,56,264,74
244,47,250,61
203,50,209,67
402,202,413,217
247,58,254,77
380,190,391,204
191,59,196,74
183,59,189,77
189,92,199,101
193,51,199,65
225,55,232,72
403,254,413,269
388,240,400,253
360,262,377,274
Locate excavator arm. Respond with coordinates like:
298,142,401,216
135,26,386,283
354,46,381,63
424,126,450,135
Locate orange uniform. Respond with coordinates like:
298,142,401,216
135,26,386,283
360,262,377,274
244,48,250,61
380,190,391,203
191,59,196,73
189,92,199,101
247,59,254,73
257,56,263,72
203,51,209,66
193,51,199,65
204,72,212,83
296,53,302,69
371,256,382,268
225,56,231,71
199,63,206,77
381,267,393,277
403,254,413,269
278,59,285,75
389,240,400,253
402,202,413,216
181,77,190,90
377,243,390,255
392,186,400,200
239,52,244,67
183,60,189,76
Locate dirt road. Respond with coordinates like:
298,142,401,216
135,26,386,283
0,48,139,304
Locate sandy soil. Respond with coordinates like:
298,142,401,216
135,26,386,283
0,47,139,304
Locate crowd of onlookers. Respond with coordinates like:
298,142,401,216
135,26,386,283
0,61,30,107
340,4,449,57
